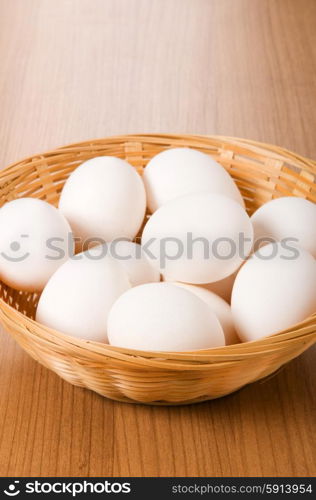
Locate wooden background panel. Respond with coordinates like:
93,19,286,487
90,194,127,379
0,0,315,477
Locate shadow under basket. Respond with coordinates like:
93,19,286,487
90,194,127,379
0,134,315,405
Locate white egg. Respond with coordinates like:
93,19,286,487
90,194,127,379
59,156,146,247
141,193,253,284
107,282,225,351
171,282,239,344
94,240,160,286
251,196,316,257
0,198,73,291
231,242,316,342
143,147,244,212
36,250,131,342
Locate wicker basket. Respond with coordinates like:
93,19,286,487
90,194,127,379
0,134,315,405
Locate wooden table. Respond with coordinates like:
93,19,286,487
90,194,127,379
0,0,315,477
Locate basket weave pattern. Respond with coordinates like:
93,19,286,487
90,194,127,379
0,134,315,405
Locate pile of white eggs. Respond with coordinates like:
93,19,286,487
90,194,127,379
0,148,315,352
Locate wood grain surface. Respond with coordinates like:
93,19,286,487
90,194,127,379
0,0,315,477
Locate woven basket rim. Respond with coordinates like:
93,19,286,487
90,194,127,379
2,133,316,172
0,296,315,369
